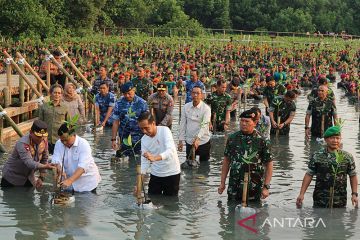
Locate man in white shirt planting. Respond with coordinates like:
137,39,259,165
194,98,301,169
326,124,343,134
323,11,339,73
52,123,101,193
138,111,181,196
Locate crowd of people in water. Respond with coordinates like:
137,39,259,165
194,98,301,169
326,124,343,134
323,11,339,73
0,38,359,208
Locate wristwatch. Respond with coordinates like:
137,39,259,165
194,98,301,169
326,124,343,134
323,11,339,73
351,192,358,197
263,184,271,190
305,126,310,129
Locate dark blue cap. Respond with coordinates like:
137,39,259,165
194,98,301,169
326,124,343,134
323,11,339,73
121,81,134,93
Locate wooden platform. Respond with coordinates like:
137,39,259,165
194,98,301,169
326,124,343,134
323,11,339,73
0,74,38,96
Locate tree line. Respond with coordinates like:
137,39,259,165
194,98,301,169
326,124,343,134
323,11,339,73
1,0,360,40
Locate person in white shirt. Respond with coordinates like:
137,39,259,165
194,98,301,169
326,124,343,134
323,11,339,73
52,123,101,193
138,111,181,196
178,86,211,162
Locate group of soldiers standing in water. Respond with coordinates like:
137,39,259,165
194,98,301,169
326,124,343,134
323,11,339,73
0,43,359,208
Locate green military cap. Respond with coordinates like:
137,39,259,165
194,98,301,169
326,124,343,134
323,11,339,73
323,126,341,138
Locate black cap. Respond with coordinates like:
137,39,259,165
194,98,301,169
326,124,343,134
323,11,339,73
157,83,167,91
31,120,48,137
239,110,257,119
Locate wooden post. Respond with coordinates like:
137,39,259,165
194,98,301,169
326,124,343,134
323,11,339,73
2,51,42,98
3,87,10,108
136,164,144,205
57,47,92,88
5,60,12,106
0,118,6,153
16,52,50,93
18,61,25,106
0,105,24,138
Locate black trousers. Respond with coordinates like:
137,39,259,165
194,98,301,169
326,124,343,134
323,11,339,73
148,173,180,196
1,178,33,187
186,140,211,162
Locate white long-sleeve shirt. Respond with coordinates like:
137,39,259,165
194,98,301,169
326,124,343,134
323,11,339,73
52,135,101,192
178,100,211,145
141,126,181,177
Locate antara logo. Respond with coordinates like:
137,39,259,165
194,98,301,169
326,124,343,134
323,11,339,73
237,213,327,233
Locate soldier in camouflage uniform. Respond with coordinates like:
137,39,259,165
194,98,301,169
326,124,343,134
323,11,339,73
263,77,286,115
269,90,297,135
204,80,232,132
305,85,337,138
131,67,153,101
296,126,358,208
307,77,335,103
111,82,148,156
218,110,273,202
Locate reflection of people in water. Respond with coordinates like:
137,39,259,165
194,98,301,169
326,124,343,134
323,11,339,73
301,208,358,240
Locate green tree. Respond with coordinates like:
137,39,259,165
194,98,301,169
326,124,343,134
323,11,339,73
0,0,56,39
271,7,315,32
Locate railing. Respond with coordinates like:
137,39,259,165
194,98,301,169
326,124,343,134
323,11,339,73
100,27,360,41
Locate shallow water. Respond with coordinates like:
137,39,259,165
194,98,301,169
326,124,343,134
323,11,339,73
1,81,360,239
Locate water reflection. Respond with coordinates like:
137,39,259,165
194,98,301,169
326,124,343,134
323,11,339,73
1,188,50,239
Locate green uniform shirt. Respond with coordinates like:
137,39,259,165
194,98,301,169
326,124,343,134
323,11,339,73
307,148,357,208
224,130,273,201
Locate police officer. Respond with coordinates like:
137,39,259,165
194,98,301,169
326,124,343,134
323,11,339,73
111,81,148,156
95,82,116,127
218,109,273,202
296,125,358,208
1,120,56,188
147,83,174,129
204,79,232,132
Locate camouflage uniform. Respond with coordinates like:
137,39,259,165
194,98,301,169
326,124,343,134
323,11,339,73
131,77,153,101
308,88,335,102
204,92,232,131
95,92,116,126
263,84,286,114
255,115,271,140
112,95,148,156
148,92,174,127
268,96,296,135
307,148,357,208
92,77,115,94
306,97,337,138
224,130,273,201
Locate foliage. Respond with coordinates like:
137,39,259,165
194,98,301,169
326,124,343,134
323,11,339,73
2,0,360,39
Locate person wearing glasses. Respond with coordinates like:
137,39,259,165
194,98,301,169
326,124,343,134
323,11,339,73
1,120,56,188
178,86,211,162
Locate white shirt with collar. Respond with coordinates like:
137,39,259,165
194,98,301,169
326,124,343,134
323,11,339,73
179,100,211,145
141,126,181,177
52,135,101,192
